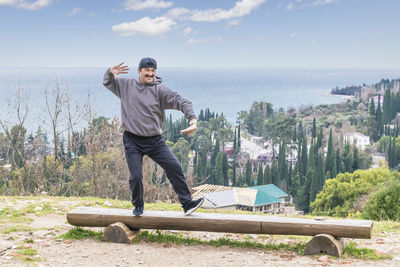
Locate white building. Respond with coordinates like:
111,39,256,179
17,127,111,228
344,132,370,150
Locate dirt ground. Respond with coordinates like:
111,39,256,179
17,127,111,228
0,197,399,267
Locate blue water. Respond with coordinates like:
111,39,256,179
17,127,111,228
0,67,399,132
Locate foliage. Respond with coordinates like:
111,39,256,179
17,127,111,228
310,167,395,217
363,176,400,221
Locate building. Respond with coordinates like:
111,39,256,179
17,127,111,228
344,132,370,150
193,184,290,214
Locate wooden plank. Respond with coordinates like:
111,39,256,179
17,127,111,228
66,207,373,239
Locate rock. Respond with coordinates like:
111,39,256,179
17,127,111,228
374,249,387,255
34,206,43,211
318,255,329,263
64,240,73,244
104,201,113,207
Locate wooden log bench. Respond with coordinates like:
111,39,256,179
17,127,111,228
67,207,373,257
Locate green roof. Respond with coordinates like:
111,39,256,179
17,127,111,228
249,184,288,206
253,191,281,206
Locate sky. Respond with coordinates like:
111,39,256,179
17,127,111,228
0,0,399,68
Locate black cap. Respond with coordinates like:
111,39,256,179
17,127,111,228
138,57,157,69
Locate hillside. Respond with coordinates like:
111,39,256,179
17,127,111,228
0,196,399,266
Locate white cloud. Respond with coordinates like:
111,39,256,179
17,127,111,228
123,0,173,11
190,0,266,22
112,16,176,36
286,3,294,11
309,0,337,7
67,7,81,16
311,39,316,43
164,7,190,19
0,0,18,5
289,32,297,38
185,37,222,44
182,27,192,36
0,0,52,10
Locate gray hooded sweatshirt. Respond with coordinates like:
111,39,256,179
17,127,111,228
103,69,196,137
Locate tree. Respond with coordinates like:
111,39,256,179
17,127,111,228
222,152,228,186
212,152,224,185
245,160,252,186
325,128,337,179
257,163,263,185
343,142,353,172
232,159,237,186
312,118,317,139
376,94,383,137
264,164,272,185
237,123,241,149
352,146,359,171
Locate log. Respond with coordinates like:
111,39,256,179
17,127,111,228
67,207,373,239
304,234,345,257
101,222,138,244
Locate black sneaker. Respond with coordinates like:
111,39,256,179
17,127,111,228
183,198,204,216
133,206,144,217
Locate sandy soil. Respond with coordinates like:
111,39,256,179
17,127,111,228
0,198,399,267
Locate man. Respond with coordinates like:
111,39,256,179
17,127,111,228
103,58,203,216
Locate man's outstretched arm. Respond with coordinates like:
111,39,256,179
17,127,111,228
103,62,129,98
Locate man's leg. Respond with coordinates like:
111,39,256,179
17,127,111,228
147,136,192,205
123,132,144,208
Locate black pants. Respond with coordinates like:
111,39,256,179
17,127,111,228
123,131,192,208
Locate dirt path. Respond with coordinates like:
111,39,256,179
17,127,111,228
0,197,399,266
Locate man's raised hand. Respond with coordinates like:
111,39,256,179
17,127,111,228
180,119,197,138
110,62,129,78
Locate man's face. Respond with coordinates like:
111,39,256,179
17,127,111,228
138,67,156,84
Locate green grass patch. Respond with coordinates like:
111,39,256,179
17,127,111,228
0,207,33,223
343,242,392,260
1,225,34,234
16,248,37,256
21,202,55,216
134,230,306,254
59,227,103,240
24,238,34,243
13,248,41,263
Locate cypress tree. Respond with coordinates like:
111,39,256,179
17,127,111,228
213,152,224,185
325,128,337,178
369,97,375,116
312,118,317,139
271,160,279,186
343,142,353,172
257,163,263,185
212,138,220,166
298,121,303,143
383,89,391,124
317,152,325,191
237,123,241,148
317,127,323,149
222,152,228,186
301,137,308,184
233,127,237,151
288,160,293,193
278,141,287,187
264,164,272,184
232,160,237,186
376,94,383,137
352,146,359,171
293,126,297,142
335,148,342,174
245,160,252,186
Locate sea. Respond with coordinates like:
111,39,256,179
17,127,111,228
0,67,399,133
